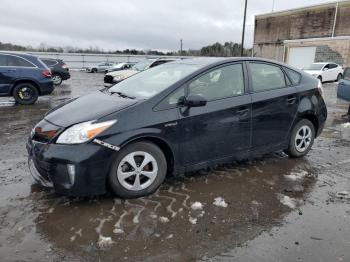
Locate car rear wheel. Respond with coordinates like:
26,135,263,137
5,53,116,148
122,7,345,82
13,83,39,105
52,74,63,86
92,68,97,73
285,119,315,158
108,141,167,198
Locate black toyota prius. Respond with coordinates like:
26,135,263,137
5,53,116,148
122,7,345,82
27,57,327,198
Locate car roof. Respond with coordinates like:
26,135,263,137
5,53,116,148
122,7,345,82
169,57,295,68
0,51,38,60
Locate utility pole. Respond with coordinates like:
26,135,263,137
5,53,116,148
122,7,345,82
241,0,248,56
180,39,183,56
272,0,275,12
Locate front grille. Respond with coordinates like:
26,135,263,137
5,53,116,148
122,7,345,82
104,75,114,84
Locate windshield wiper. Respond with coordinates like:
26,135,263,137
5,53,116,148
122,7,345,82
110,91,136,99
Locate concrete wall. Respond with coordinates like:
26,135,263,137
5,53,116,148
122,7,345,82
253,1,350,65
284,39,350,67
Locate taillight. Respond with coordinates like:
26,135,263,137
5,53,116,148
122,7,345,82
317,79,324,97
42,69,52,78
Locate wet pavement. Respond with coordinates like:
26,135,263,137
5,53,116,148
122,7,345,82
0,72,350,262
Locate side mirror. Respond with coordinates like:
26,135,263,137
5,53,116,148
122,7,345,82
178,94,207,107
323,67,329,71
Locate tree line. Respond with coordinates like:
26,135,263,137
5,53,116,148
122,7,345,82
0,41,251,57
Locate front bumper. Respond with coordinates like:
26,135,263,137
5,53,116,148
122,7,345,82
104,75,115,84
26,139,116,196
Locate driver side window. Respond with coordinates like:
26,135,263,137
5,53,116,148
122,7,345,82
188,63,244,101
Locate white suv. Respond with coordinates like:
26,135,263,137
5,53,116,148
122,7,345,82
303,62,343,83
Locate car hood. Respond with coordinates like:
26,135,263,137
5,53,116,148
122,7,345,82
45,91,137,128
303,70,321,75
106,69,138,77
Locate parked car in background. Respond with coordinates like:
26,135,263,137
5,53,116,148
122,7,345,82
104,58,178,85
105,62,135,73
0,52,54,105
41,58,70,86
337,67,350,120
303,62,343,83
86,62,115,73
27,57,327,198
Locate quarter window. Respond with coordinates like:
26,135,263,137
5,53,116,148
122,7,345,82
250,63,286,92
188,64,244,101
284,67,301,85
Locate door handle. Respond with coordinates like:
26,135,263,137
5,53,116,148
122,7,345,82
286,96,296,105
237,108,249,115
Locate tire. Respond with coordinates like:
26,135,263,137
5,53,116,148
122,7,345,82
285,119,315,158
13,83,39,105
108,141,167,198
92,68,97,73
336,73,342,82
52,74,63,86
317,76,322,83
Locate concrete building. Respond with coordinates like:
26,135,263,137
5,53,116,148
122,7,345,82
253,1,350,68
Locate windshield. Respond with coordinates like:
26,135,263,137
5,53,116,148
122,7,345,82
114,63,125,69
132,60,154,71
109,63,200,99
303,63,325,70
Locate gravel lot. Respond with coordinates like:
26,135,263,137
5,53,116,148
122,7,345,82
0,71,350,262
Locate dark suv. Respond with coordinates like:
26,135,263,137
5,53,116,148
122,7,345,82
0,52,54,104
41,58,70,86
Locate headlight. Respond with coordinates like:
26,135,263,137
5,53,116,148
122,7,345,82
56,120,117,144
114,75,124,81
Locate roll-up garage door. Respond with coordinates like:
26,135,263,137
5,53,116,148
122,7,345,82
287,46,316,69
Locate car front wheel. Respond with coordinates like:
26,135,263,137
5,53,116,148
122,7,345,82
285,119,315,158
108,141,167,198
13,83,39,105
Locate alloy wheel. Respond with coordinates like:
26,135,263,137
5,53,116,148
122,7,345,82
117,151,158,191
295,125,312,153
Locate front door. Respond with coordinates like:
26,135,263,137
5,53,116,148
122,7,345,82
248,62,299,149
337,67,350,103
179,63,252,165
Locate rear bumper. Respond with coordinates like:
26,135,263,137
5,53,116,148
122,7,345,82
26,139,116,196
61,71,70,80
39,81,54,95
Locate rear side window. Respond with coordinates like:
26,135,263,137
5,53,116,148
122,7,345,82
329,64,338,69
42,59,57,66
0,54,7,66
249,63,286,92
284,67,301,85
7,56,35,67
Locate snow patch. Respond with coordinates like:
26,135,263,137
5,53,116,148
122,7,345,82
342,122,350,128
159,216,169,223
189,217,197,225
277,194,297,209
284,170,308,181
97,235,114,248
113,228,124,234
213,197,228,208
191,201,203,210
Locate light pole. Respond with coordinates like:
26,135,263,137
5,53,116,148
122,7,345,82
241,0,248,56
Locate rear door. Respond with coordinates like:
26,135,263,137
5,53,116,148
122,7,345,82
179,62,252,165
0,54,19,95
248,62,299,150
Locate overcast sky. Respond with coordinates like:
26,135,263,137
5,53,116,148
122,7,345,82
0,0,339,51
